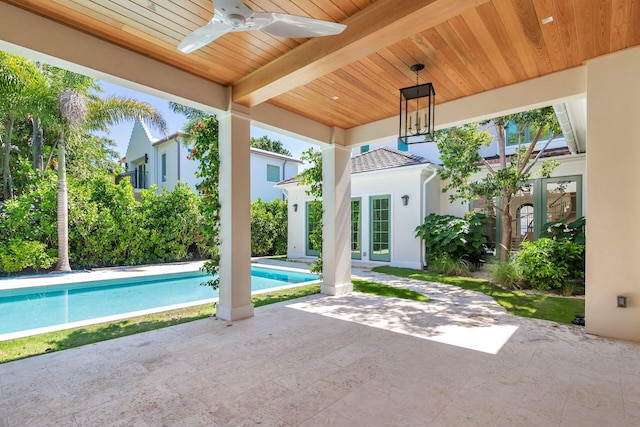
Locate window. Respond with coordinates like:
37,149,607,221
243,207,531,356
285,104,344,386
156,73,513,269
506,121,561,146
305,201,321,256
161,153,167,182
517,204,534,242
267,164,280,182
544,177,581,225
351,198,361,260
370,195,391,262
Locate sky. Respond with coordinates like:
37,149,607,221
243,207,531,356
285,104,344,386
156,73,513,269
96,81,316,160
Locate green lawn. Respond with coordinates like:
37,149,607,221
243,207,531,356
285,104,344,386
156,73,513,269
0,279,429,364
372,266,584,325
2,267,582,364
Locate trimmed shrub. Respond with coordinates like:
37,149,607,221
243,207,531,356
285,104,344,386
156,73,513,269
517,238,584,290
250,198,288,256
0,239,56,273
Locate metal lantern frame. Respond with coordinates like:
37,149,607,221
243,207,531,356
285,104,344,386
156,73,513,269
398,64,436,145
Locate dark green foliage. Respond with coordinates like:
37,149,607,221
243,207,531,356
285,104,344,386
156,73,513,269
250,135,292,156
250,198,287,256
297,148,323,274
517,238,584,290
0,171,209,274
0,239,55,273
540,216,586,245
188,116,221,288
414,212,488,270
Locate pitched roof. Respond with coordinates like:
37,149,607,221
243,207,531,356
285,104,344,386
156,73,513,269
276,147,433,186
482,147,572,164
352,147,432,173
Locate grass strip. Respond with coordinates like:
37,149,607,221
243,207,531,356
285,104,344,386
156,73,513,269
372,266,584,325
0,283,322,364
353,278,429,302
0,279,431,364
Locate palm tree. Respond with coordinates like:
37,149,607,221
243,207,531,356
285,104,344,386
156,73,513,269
51,73,166,271
55,88,86,271
0,52,47,198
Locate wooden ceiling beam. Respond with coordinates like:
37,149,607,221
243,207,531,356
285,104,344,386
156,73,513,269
232,0,490,106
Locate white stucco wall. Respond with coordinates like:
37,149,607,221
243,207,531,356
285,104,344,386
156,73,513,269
250,151,301,202
282,164,437,269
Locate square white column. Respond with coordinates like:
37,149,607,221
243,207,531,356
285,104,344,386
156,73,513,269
216,104,254,321
321,143,353,295
586,46,640,341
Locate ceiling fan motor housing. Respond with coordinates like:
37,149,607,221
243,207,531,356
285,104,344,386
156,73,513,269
227,14,246,28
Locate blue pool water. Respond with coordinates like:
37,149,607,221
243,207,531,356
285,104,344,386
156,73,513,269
0,267,318,338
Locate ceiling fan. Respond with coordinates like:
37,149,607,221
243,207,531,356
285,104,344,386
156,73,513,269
178,0,347,53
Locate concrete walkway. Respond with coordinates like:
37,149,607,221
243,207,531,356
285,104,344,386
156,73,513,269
1,264,639,426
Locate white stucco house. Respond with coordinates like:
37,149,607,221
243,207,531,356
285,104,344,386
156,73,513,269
120,118,302,201
282,105,586,269
278,147,440,269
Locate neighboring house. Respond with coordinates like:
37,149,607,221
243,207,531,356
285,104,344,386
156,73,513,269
282,104,586,267
119,118,302,201
278,147,440,269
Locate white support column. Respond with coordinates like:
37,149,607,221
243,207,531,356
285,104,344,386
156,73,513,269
321,133,352,295
216,103,254,321
585,46,640,341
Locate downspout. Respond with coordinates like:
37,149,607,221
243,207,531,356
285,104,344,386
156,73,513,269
281,159,287,200
177,138,181,183
553,103,579,154
420,165,438,269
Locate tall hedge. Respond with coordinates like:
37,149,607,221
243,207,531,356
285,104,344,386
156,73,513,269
250,198,287,256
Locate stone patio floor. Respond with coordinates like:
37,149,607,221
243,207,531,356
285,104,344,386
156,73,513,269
1,267,639,426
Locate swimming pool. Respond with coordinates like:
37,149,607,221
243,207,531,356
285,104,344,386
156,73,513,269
0,266,319,340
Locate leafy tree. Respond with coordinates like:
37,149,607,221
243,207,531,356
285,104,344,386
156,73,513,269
436,107,561,260
297,148,323,273
250,135,292,156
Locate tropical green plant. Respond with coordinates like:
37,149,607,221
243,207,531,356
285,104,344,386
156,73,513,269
297,148,323,274
425,254,471,276
491,258,525,289
540,216,586,245
188,116,221,288
249,198,288,256
414,212,488,270
517,238,584,290
436,107,562,260
0,51,48,199
0,239,55,273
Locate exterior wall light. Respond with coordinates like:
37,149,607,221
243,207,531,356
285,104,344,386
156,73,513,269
144,153,149,163
617,295,628,308
293,203,298,212
401,195,409,206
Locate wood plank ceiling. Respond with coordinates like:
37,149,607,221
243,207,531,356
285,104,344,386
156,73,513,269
4,0,640,130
